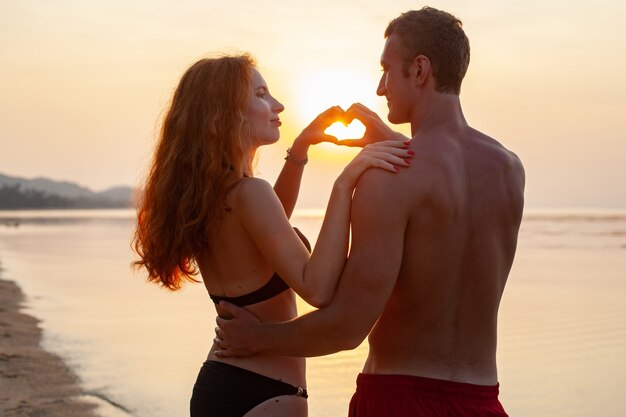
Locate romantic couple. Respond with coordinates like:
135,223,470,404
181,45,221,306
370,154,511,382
133,6,525,417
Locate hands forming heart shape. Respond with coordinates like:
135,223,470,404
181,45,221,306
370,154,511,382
312,103,405,147
324,119,366,141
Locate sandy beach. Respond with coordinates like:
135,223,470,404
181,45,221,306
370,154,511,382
0,277,100,417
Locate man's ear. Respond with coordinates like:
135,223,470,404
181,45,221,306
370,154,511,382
411,55,431,85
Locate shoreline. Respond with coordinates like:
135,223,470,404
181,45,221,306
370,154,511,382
0,277,103,417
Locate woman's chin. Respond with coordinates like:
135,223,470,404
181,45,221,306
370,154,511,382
256,136,280,147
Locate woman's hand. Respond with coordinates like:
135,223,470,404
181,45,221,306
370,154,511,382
294,105,346,147
336,140,414,190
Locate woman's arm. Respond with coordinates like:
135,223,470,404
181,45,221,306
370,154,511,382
238,141,412,308
273,107,342,219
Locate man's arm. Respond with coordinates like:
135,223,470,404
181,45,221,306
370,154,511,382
216,168,409,357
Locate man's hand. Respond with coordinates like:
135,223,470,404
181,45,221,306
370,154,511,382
214,302,262,358
338,103,408,147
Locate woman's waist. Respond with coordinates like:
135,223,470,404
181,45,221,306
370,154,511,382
206,348,306,386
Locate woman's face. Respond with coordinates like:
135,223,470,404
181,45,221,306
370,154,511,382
245,68,284,147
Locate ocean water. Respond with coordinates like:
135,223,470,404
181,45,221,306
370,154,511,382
0,208,625,417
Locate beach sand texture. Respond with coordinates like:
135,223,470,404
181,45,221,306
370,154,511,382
0,278,99,417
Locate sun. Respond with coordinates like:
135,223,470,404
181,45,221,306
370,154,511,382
290,69,381,141
324,119,366,141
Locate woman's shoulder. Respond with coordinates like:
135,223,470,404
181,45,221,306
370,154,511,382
235,176,273,195
229,177,277,207
228,177,286,225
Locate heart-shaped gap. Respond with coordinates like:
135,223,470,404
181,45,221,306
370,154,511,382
324,119,366,141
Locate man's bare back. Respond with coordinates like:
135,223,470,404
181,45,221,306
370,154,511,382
360,125,525,385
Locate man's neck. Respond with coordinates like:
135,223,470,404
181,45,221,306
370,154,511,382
410,93,467,137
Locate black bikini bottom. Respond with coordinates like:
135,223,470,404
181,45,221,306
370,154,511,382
190,360,308,417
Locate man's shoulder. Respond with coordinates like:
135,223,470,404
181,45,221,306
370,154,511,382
356,161,431,191
467,129,526,202
468,128,524,171
353,162,431,218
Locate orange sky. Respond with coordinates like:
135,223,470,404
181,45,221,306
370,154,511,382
1,0,625,209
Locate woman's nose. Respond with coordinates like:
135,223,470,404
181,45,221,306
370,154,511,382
273,97,285,113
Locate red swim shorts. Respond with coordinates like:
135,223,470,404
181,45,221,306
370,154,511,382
348,373,509,417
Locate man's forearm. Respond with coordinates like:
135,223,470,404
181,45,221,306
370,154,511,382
255,308,363,357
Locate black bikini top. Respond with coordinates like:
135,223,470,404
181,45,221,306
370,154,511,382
209,228,311,307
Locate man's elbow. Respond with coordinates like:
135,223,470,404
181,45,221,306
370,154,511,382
324,320,368,351
336,328,367,351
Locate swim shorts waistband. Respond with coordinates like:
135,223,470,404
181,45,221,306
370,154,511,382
355,373,500,402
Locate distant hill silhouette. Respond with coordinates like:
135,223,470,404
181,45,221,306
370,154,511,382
0,173,135,209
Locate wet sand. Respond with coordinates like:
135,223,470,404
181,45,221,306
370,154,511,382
0,277,100,417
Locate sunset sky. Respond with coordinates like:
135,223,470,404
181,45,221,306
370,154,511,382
1,0,625,209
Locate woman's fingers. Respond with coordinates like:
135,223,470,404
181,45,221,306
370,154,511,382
355,140,414,171
361,142,413,158
357,151,411,171
298,105,347,145
316,105,346,126
322,134,340,144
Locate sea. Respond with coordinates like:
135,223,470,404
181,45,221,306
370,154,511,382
0,208,625,417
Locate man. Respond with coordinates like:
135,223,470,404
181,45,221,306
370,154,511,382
216,7,525,416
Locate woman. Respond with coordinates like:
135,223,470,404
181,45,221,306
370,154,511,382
132,54,412,417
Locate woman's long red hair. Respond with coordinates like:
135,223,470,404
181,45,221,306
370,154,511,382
132,54,256,290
